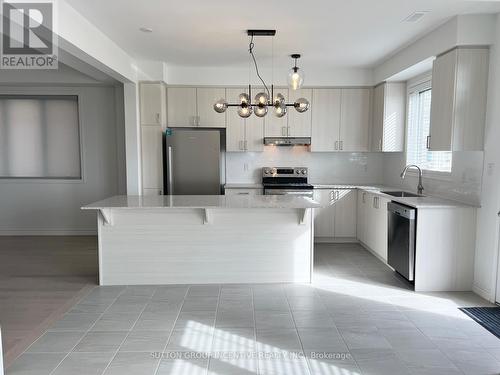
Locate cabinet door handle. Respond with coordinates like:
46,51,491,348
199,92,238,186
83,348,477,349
362,192,366,203
156,113,160,124
335,141,339,150
287,127,290,136
426,135,431,150
339,141,343,150
239,140,243,150
281,127,286,136
244,140,248,150
379,139,382,151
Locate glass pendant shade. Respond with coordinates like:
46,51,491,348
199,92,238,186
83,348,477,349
294,97,310,113
238,93,250,105
274,104,287,118
255,92,269,106
237,104,252,118
254,105,268,117
288,68,304,90
273,93,285,107
213,98,228,113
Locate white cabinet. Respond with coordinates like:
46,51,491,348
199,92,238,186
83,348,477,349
167,87,226,128
140,82,165,196
357,190,389,261
313,188,357,240
265,88,289,137
226,88,264,152
140,126,163,194
197,87,226,128
167,87,197,127
140,82,167,125
429,47,489,151
225,188,263,196
311,89,341,152
311,88,371,152
340,88,371,152
371,82,406,152
288,88,312,137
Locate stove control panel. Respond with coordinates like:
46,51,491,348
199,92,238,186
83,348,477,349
262,167,308,177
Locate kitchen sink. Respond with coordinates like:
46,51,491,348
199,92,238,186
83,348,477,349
381,191,423,198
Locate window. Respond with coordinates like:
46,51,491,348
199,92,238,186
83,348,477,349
406,82,452,173
0,95,81,179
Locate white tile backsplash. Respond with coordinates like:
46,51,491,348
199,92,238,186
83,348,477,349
225,146,385,185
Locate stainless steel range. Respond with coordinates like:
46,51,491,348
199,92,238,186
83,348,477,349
262,167,314,197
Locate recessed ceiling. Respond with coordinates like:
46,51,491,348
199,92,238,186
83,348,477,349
66,0,500,69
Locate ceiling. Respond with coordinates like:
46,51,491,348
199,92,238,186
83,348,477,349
66,0,500,69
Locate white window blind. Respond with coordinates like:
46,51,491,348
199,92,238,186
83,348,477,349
406,83,452,173
0,95,81,179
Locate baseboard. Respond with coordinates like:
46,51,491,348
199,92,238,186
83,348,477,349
314,237,358,244
472,283,494,302
0,229,97,236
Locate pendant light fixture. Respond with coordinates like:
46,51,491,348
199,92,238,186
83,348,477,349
213,30,309,118
288,54,305,90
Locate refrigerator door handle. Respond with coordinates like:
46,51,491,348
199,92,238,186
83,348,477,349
167,146,173,194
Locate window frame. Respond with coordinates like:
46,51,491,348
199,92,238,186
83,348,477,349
0,91,84,183
405,75,453,181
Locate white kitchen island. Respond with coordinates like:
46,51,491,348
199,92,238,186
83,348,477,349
82,195,319,285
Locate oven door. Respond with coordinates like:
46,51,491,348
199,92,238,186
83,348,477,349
264,188,314,198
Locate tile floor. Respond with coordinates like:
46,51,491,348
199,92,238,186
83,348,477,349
5,243,500,375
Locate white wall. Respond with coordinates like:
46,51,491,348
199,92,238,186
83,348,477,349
226,148,384,185
0,85,125,235
474,13,500,301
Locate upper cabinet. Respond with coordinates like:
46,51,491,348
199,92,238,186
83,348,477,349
370,82,406,152
311,88,370,152
140,82,167,126
429,47,489,151
226,88,264,152
264,88,289,137
167,87,226,128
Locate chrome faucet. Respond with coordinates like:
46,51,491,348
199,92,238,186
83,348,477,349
400,165,424,195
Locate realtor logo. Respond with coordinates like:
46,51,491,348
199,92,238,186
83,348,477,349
1,0,58,69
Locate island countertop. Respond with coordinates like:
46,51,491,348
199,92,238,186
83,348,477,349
82,195,320,210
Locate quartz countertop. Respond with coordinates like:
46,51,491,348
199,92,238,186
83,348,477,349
224,183,263,189
82,195,320,210
313,183,477,209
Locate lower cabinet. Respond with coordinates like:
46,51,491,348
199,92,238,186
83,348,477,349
224,188,263,196
357,190,389,261
313,189,356,240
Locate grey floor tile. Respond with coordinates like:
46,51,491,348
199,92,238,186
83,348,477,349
256,329,302,353
48,313,101,331
175,311,216,330
152,286,188,301
379,328,437,350
103,352,160,375
258,358,310,375
212,327,256,352
6,353,66,375
356,355,412,375
396,349,458,370
187,285,220,297
218,299,253,312
339,326,393,350
158,358,209,375
91,312,139,331
253,297,290,312
291,311,336,328
121,285,157,298
287,296,326,311
73,331,128,352
307,356,362,375
52,352,114,375
208,357,258,375
216,309,254,328
297,328,347,353
182,297,219,312
166,328,214,352
143,301,183,314
119,330,170,352
27,331,85,353
70,299,114,313
442,348,500,375
132,312,177,331
255,311,295,330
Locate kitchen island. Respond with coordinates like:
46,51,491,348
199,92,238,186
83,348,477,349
82,195,319,285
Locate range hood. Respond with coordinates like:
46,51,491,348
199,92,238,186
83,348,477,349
264,137,311,146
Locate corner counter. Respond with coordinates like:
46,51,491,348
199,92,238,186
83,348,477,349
82,195,319,285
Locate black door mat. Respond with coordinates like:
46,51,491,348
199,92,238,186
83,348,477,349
459,307,500,339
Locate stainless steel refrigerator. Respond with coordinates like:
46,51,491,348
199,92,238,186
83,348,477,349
163,129,223,195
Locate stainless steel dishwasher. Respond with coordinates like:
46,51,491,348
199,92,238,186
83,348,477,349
387,202,416,281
